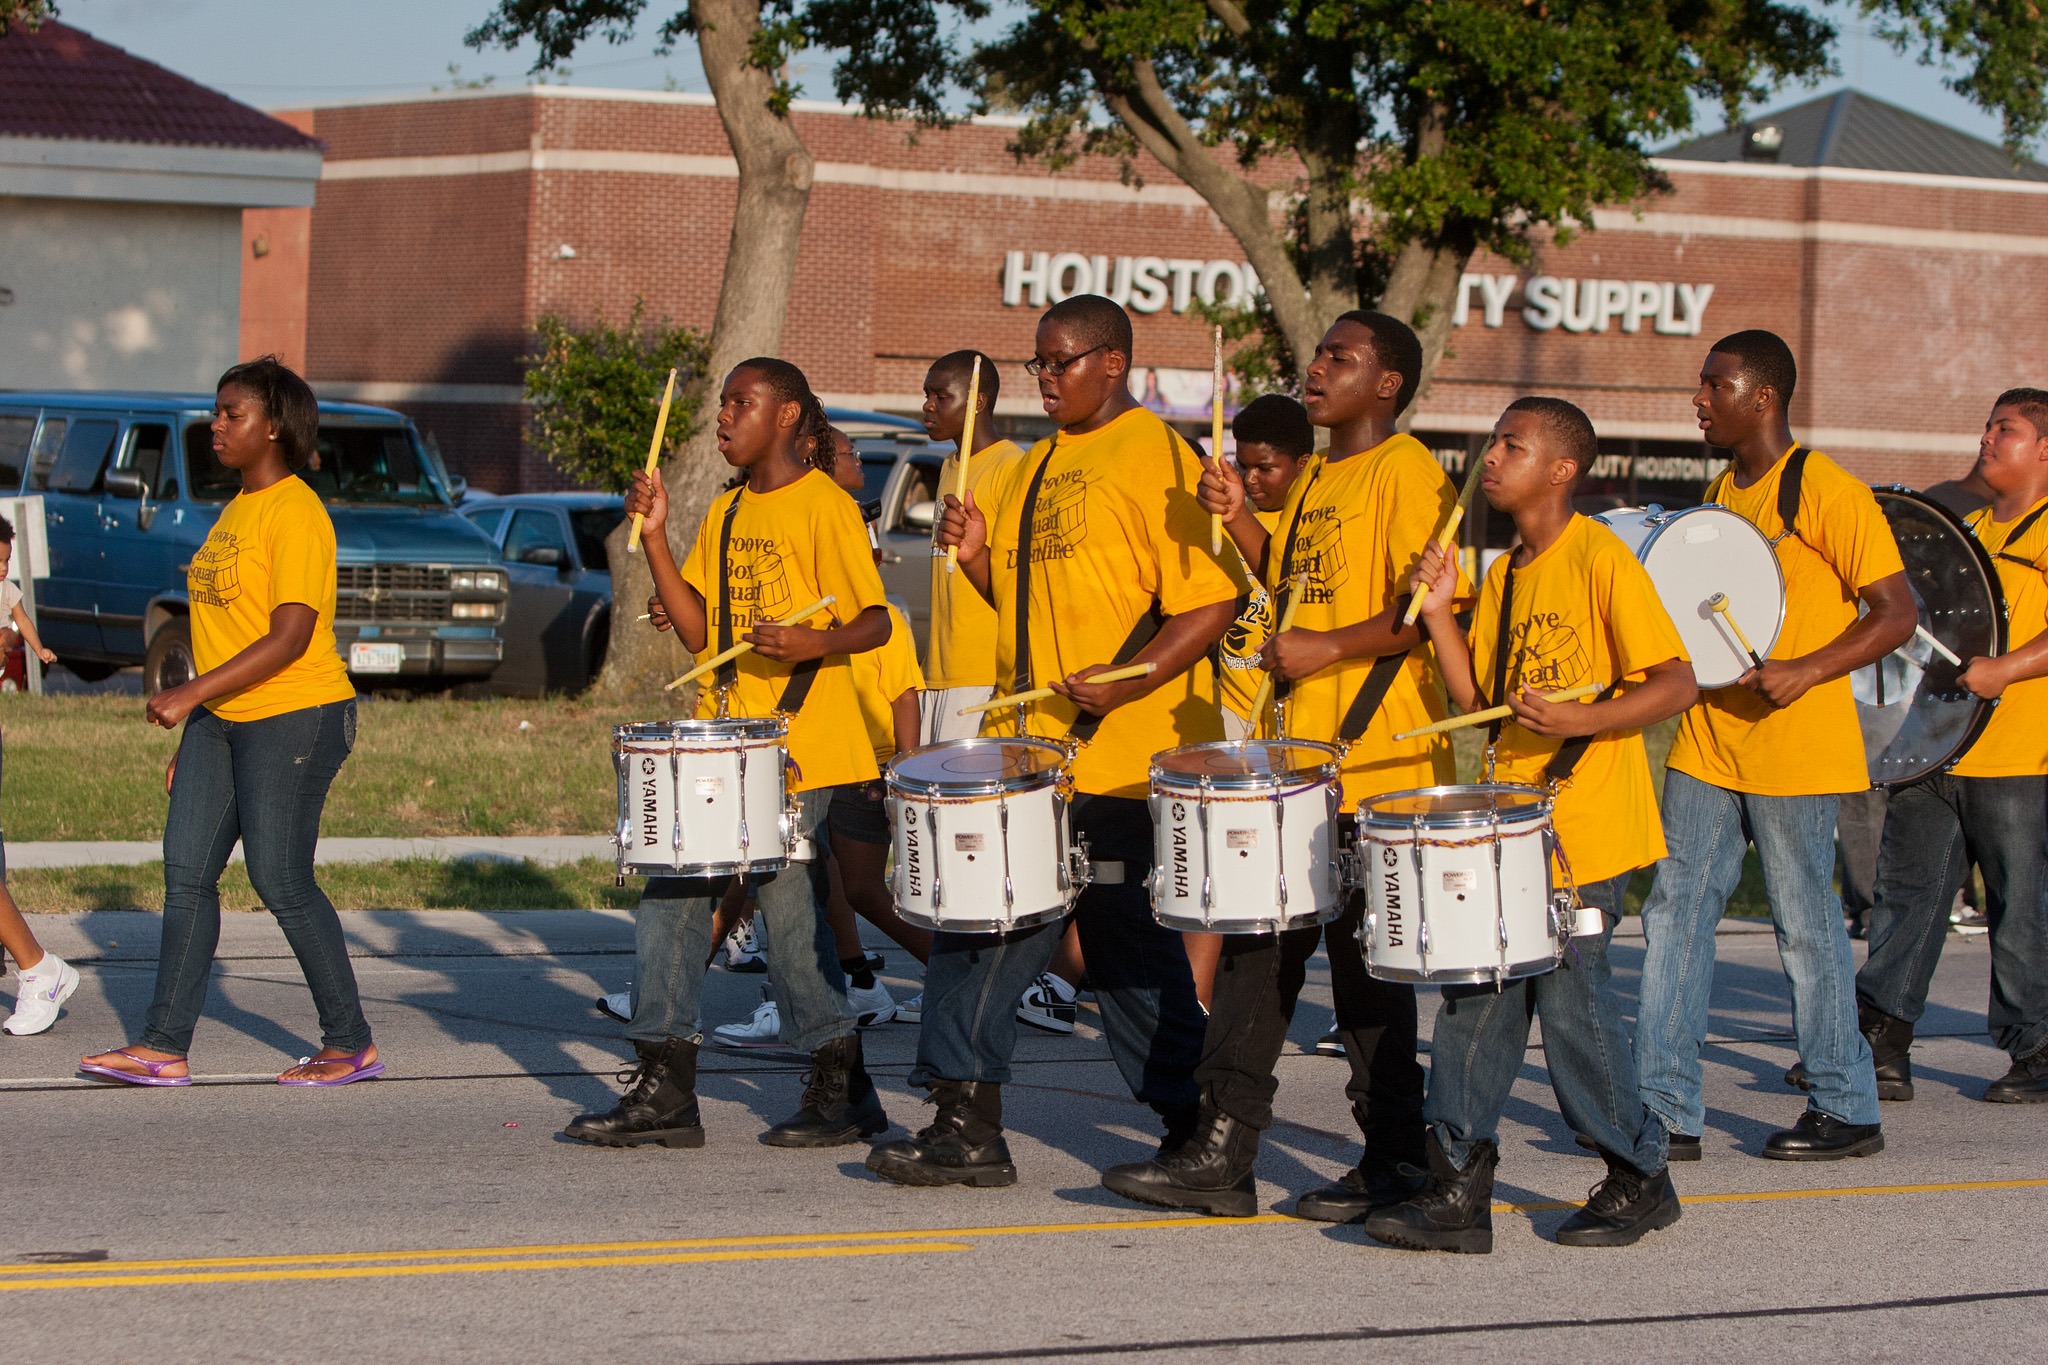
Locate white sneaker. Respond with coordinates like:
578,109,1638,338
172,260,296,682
712,996,783,1047
723,921,767,972
595,991,632,1024
845,980,897,1027
4,954,79,1036
895,992,923,1024
1312,1029,1346,1057
1017,972,1078,1034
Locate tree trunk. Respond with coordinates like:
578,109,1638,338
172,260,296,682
592,0,815,700
1375,235,1472,431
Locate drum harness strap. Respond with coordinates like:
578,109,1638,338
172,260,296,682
1985,500,2048,567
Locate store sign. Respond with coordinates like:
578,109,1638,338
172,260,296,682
1002,250,1261,315
1454,273,1716,335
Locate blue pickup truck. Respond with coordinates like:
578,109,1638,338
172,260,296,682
0,391,508,693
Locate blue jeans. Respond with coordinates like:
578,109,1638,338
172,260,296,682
629,785,851,1053
909,795,1204,1121
1859,773,2048,1061
1635,770,1880,1130
142,699,368,1056
1427,874,1666,1175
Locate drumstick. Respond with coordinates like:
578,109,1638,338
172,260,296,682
664,595,837,691
1706,592,1765,669
959,661,1158,716
1247,572,1309,727
1393,681,1604,741
1399,454,1488,628
1915,623,1963,667
946,356,982,575
626,367,679,555
1210,326,1226,557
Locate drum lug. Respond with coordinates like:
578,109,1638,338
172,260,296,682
1070,833,1094,896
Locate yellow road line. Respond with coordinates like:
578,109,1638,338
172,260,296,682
1498,1176,2048,1214
0,1242,969,1292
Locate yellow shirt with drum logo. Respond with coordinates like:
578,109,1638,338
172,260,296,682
1952,496,2048,778
855,603,926,764
926,439,1026,689
680,470,890,792
1666,446,1904,796
1218,508,1284,722
1266,434,1466,808
1467,515,1688,886
189,474,354,722
979,407,1238,798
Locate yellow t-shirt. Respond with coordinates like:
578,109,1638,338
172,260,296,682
980,407,1238,798
1467,516,1688,886
1667,445,1905,796
680,470,890,792
1218,508,1284,722
855,603,926,763
926,439,1026,689
189,474,354,722
1267,435,1465,807
1952,497,2048,778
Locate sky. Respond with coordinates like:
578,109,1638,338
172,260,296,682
56,0,2021,151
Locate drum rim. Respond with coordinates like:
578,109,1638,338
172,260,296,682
615,717,787,741
1359,782,1553,827
1628,503,1789,685
887,736,1071,794
1149,738,1344,788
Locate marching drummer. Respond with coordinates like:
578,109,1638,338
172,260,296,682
1634,329,1915,1161
567,358,896,1152
1102,311,1466,1220
1854,387,2048,1104
865,294,1239,1189
1373,397,1697,1253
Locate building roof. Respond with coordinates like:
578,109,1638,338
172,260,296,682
0,19,318,151
1661,90,2048,183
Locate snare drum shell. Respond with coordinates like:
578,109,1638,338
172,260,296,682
888,774,1077,933
614,722,791,876
1148,777,1341,933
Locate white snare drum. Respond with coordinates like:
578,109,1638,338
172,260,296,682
1353,784,1567,985
887,738,1089,932
1596,504,1785,689
1148,740,1343,933
613,718,796,877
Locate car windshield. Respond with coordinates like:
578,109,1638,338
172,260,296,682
183,422,450,505
570,507,620,574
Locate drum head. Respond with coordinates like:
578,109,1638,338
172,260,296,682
1362,783,1550,827
889,738,1069,793
616,717,784,743
1850,488,2005,787
1152,740,1341,788
1620,505,1785,690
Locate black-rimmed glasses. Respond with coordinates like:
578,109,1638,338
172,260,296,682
1023,344,1109,378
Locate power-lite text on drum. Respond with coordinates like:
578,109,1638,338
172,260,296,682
886,738,1090,932
1595,505,1786,689
613,718,797,877
1353,785,1569,985
1850,487,2005,787
1147,740,1344,934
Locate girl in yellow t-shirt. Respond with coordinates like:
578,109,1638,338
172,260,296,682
80,358,375,1090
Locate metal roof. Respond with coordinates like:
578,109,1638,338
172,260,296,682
1661,90,2047,182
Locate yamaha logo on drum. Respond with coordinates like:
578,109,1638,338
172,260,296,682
902,822,923,897
639,761,661,849
1379,845,1404,946
1169,801,1190,899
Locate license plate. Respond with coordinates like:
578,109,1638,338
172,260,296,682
349,642,407,674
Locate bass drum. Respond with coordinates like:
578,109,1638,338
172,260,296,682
1850,487,2005,787
1594,505,1785,689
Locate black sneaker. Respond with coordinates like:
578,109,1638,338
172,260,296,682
1762,1110,1883,1161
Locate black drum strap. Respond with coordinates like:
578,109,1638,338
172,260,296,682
1482,557,1616,781
1992,499,2048,567
714,490,743,690
1337,623,1414,745
1770,446,1810,546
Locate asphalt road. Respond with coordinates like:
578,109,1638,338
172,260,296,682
2,908,2042,1363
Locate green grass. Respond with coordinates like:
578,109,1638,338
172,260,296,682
8,858,639,913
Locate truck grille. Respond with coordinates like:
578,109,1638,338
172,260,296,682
337,564,451,623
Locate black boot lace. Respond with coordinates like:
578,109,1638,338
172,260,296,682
1583,1166,1647,1216
614,1056,662,1106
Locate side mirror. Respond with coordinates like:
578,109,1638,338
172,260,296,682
903,500,937,532
519,545,566,567
445,474,468,503
104,468,145,500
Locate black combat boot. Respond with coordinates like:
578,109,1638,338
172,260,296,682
1983,1045,2048,1103
762,1032,889,1147
1362,1132,1497,1254
1100,1106,1260,1217
563,1038,704,1148
866,1080,1017,1187
1293,1102,1427,1222
1784,1003,1914,1100
1554,1152,1682,1247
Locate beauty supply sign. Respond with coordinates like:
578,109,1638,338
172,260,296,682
1456,273,1715,335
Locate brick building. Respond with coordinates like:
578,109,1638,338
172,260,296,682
275,86,2048,515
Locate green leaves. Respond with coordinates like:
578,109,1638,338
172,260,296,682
522,302,712,492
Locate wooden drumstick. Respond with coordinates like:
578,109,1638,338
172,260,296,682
1915,623,1962,667
627,367,679,555
1400,454,1488,628
1706,591,1765,669
1210,326,1226,557
1393,681,1604,741
946,356,982,575
1247,572,1309,727
664,595,837,690
959,661,1157,716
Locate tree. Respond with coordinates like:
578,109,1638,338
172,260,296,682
812,0,2048,409
521,303,712,693
470,0,822,694
0,1,55,35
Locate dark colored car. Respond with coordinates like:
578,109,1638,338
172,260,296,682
460,493,619,696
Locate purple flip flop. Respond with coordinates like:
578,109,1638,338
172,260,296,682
278,1046,384,1087
78,1048,193,1088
